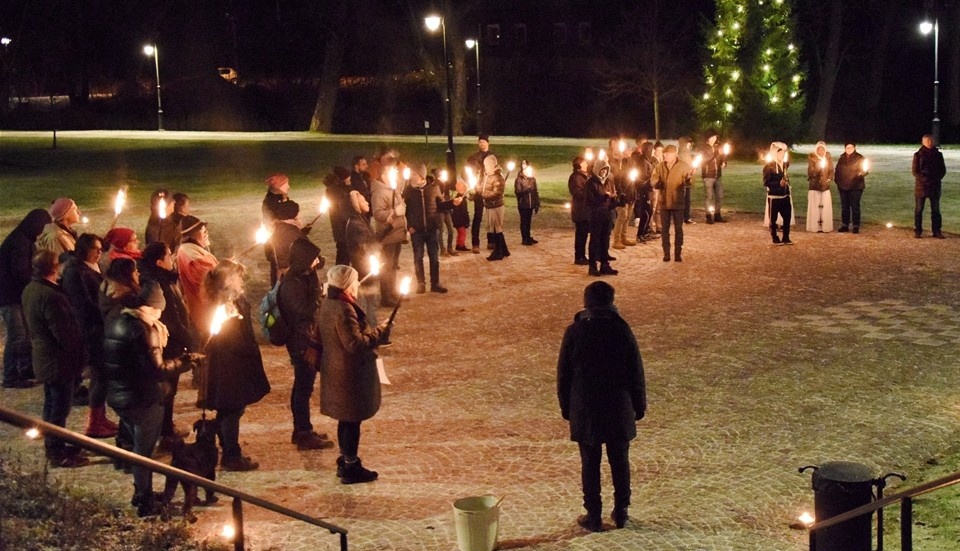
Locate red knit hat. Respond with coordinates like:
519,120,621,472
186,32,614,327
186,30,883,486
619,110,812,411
266,173,290,194
103,227,136,250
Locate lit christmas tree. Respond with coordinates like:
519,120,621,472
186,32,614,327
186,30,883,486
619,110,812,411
698,0,806,142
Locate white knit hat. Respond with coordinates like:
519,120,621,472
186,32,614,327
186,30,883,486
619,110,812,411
326,265,358,291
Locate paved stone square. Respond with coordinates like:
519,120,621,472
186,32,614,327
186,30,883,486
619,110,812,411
3,215,960,550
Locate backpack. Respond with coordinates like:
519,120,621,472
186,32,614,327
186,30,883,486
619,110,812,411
260,279,290,346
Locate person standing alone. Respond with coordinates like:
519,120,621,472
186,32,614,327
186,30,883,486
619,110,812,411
558,281,646,532
912,134,947,238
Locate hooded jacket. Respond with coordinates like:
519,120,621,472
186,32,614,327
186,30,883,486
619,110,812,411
279,238,324,356
0,209,51,306
480,156,506,209
807,150,834,192
585,159,618,222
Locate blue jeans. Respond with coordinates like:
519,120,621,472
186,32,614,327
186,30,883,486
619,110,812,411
43,378,77,458
289,351,316,433
115,402,164,495
1,305,31,384
703,177,723,214
915,187,942,234
411,229,440,288
578,440,631,516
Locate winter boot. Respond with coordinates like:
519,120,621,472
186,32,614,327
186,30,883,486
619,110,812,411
499,233,510,258
714,212,726,223
588,263,601,277
674,247,683,262
486,232,495,250
486,237,504,261
599,263,619,275
771,226,782,244
340,458,378,484
85,405,119,438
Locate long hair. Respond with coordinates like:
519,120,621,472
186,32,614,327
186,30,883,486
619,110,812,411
203,259,246,305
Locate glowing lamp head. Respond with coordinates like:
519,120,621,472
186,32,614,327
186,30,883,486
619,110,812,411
319,195,331,214
439,169,449,182
158,197,167,219
506,160,516,172
920,21,934,35
886,222,894,229
114,188,127,216
618,140,627,153
81,216,90,225
798,512,815,526
368,255,381,276
210,304,229,336
255,223,272,244
143,45,156,56
425,15,441,32
628,168,639,182
465,39,476,49
398,276,412,296
564,202,571,210
25,427,40,439
221,523,236,540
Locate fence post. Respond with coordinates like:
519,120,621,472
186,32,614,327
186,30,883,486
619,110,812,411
233,497,245,551
900,497,912,551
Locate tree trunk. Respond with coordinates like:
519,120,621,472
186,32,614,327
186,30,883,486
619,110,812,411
945,2,960,142
309,2,348,133
807,1,843,140
653,87,661,141
861,0,897,140
450,27,467,136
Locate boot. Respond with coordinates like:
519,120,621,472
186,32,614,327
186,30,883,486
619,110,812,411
714,212,726,223
85,405,119,438
771,226,781,244
674,247,682,262
588,262,601,276
340,458,378,484
706,213,714,224
612,233,625,249
486,232,495,250
662,249,670,262
599,263,618,275
486,237,504,261
499,233,510,258
782,226,793,244
612,507,629,529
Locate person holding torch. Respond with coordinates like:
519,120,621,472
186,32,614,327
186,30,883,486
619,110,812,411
764,143,793,245
834,142,868,234
481,155,510,261
699,130,727,224
514,159,541,246
316,265,392,484
371,158,407,307
806,142,835,233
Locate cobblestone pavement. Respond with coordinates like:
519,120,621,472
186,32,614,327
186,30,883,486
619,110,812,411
3,215,960,550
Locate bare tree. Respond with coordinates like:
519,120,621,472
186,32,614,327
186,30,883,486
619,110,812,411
807,0,844,140
596,1,695,140
309,1,348,133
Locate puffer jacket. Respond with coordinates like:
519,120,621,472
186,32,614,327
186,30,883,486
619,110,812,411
403,180,443,233
557,305,646,445
371,178,408,245
807,153,834,192
103,310,185,410
834,152,866,191
481,172,506,209
22,277,83,384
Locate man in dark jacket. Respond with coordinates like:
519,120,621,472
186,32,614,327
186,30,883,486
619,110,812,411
700,130,727,224
325,166,354,265
279,238,333,450
351,156,372,220
140,242,196,447
834,143,868,233
466,135,493,253
585,159,619,276
0,208,50,387
568,157,590,265
912,134,948,238
103,281,199,516
558,281,646,532
22,250,87,467
403,164,457,292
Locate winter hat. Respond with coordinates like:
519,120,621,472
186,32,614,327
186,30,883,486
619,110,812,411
180,215,207,236
49,198,77,221
477,134,490,143
139,280,166,310
333,166,351,181
483,154,500,175
274,200,300,221
103,227,136,250
326,264,358,292
349,190,369,214
769,142,788,158
266,173,290,194
815,141,827,156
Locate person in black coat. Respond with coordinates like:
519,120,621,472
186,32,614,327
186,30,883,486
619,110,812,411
402,164,458,293
912,134,948,238
203,260,271,471
0,208,51,387
278,238,332,450
834,143,868,233
140,242,197,446
514,159,541,246
568,157,590,265
325,167,354,265
103,281,199,516
585,159,619,276
558,281,646,532
763,146,793,245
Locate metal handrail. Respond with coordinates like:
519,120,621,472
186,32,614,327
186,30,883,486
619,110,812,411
808,469,960,551
0,405,347,551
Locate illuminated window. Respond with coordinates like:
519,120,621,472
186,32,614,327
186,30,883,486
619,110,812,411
486,24,500,46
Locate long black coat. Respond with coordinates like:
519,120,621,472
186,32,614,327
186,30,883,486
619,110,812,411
140,263,195,357
912,145,947,198
557,306,646,445
205,298,271,411
0,209,51,306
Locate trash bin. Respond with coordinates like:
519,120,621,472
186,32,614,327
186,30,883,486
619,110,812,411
453,495,500,551
807,461,875,551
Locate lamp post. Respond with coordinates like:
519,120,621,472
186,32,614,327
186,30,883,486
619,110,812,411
425,15,456,179
465,37,481,134
143,45,164,131
919,19,939,146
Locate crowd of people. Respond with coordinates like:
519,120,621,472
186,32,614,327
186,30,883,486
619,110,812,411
0,133,946,524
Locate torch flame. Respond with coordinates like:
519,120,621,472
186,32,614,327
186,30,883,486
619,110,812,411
723,143,731,156
439,169,449,183
402,166,411,181
368,255,381,276
708,206,716,214
692,154,703,169
158,197,167,219
784,151,790,164
564,202,571,210
886,222,893,228
523,165,534,178
388,167,398,190
598,149,607,161
114,187,127,216
506,160,516,172
319,195,331,214
81,216,90,225
584,148,595,162
628,168,639,182
764,152,773,164
210,304,229,336
862,159,870,172
464,166,477,190
255,223,272,244
398,276,412,296
618,139,626,153
819,158,826,169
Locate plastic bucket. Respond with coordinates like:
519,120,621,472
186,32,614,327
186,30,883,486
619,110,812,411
453,495,500,551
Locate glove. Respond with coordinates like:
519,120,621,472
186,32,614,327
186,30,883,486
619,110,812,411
178,352,205,374
377,321,394,345
394,203,406,217
302,225,313,235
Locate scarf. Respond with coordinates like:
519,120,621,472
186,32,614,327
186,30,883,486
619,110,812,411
337,292,367,328
122,305,170,349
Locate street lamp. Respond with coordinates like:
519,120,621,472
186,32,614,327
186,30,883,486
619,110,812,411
465,37,481,134
424,14,456,179
143,45,164,131
919,19,939,145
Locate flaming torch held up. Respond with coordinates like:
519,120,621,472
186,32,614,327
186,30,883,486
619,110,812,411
307,195,331,227
110,186,128,229
234,223,272,261
723,143,731,156
157,196,168,220
359,255,381,284
386,276,412,325
861,158,870,174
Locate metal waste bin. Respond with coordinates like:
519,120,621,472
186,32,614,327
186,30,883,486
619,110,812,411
803,461,875,551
